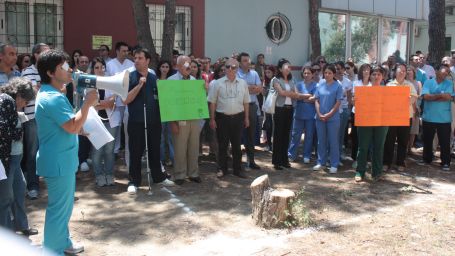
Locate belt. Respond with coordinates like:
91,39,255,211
216,111,244,117
282,104,293,109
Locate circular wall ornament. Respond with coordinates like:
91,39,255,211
265,12,292,45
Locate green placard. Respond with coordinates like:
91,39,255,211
157,80,209,122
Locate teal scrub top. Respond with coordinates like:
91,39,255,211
422,78,454,123
35,84,78,177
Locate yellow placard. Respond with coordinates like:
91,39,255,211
355,86,410,126
92,35,112,50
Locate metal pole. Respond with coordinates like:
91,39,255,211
143,102,153,196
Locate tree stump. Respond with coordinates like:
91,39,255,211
251,175,295,228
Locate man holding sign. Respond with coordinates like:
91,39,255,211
168,56,202,185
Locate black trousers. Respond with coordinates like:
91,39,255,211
383,119,411,166
78,135,91,164
128,121,165,186
350,113,358,160
216,112,244,174
245,103,258,163
272,106,294,166
422,121,451,165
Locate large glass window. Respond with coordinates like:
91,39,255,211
6,2,29,47
351,16,378,64
319,12,346,62
381,19,409,63
35,3,57,47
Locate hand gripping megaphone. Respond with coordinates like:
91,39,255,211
74,70,130,101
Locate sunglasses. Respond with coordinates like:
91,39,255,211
225,64,238,70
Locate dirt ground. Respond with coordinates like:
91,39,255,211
25,147,455,256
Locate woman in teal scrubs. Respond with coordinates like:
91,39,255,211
35,50,98,255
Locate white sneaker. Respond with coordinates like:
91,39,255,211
105,175,115,186
127,185,137,194
95,175,107,187
352,161,358,169
313,164,323,171
160,178,175,186
329,167,338,174
303,158,310,164
64,242,84,254
79,162,90,172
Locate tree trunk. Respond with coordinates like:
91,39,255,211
161,0,177,62
309,0,321,62
251,175,295,228
132,0,158,68
428,0,445,66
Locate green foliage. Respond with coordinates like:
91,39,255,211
283,187,313,228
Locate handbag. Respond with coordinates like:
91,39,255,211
262,89,277,114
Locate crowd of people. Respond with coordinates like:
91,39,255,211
1,40,455,255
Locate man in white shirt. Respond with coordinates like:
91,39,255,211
105,42,134,166
20,43,49,199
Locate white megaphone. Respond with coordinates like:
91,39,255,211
74,70,129,100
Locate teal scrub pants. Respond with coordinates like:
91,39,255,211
43,174,75,255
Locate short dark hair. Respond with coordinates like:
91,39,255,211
409,54,419,61
0,77,35,101
31,43,49,64
133,47,152,60
435,63,450,72
115,41,128,51
334,61,345,70
37,50,68,84
99,44,110,52
276,58,292,80
237,52,250,62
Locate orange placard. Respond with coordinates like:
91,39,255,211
355,86,410,126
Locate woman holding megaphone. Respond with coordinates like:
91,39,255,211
35,50,98,255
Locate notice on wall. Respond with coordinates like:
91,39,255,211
157,80,209,122
92,35,112,50
354,86,410,126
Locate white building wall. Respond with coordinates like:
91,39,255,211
204,0,310,66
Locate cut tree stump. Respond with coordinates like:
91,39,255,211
251,174,295,228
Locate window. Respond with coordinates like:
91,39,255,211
319,12,346,62
381,19,408,63
147,4,192,55
0,0,63,52
351,15,378,64
265,13,292,45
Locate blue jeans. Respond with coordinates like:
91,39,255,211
21,119,39,191
339,108,350,157
0,159,13,229
160,123,174,163
315,119,340,167
91,123,118,176
9,154,29,231
288,118,315,160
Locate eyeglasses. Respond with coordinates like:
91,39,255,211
345,66,350,70
225,64,238,70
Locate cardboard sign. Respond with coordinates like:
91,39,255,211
157,80,209,122
355,86,410,126
92,35,112,50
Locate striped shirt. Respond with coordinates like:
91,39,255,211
21,64,40,120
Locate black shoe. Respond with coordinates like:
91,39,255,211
248,162,261,170
273,165,283,170
189,177,202,183
174,179,185,185
22,228,38,236
233,172,247,179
